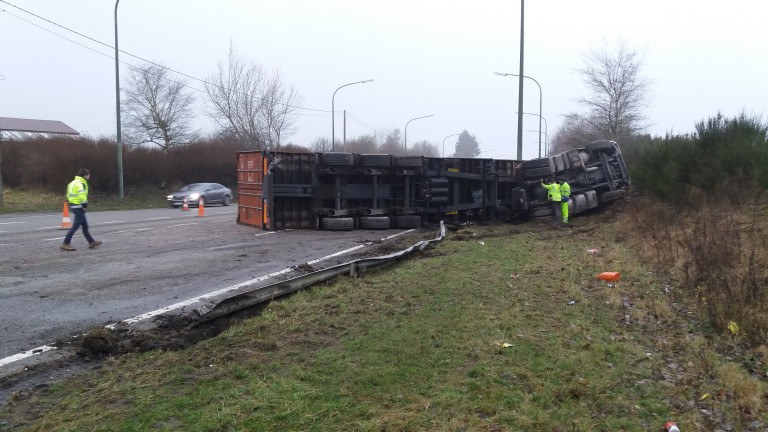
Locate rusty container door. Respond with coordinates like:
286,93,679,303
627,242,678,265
268,152,316,230
236,151,267,229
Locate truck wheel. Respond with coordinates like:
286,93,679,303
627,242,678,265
358,154,392,167
321,217,355,231
521,157,551,170
393,215,422,229
599,190,626,203
394,157,424,167
319,152,355,166
359,216,391,230
585,140,617,155
530,207,553,218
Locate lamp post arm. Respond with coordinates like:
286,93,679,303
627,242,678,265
403,114,434,155
442,133,461,158
495,71,543,157
331,79,374,151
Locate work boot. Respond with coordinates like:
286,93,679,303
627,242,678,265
60,243,76,251
89,240,103,249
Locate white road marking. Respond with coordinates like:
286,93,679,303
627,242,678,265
36,226,62,230
43,237,65,242
96,221,126,225
145,217,171,221
1,228,416,368
113,235,414,326
253,232,276,238
171,223,198,227
0,221,24,225
0,345,57,368
113,228,154,234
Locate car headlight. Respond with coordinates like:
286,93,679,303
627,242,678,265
189,193,201,200
167,195,173,200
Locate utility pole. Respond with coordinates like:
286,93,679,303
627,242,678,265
516,0,525,160
114,0,124,198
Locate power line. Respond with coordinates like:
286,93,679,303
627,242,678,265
0,0,329,115
345,111,384,137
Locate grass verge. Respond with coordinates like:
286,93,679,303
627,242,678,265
1,210,765,431
0,187,171,215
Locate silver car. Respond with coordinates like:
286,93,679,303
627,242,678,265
167,183,233,207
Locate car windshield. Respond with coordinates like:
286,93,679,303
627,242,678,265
180,183,209,191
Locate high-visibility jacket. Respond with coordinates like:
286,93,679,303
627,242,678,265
541,181,561,202
559,181,571,198
66,176,89,207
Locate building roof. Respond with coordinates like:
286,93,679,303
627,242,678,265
0,117,79,135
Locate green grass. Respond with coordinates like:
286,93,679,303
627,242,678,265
0,226,662,430
0,187,170,214
1,219,763,431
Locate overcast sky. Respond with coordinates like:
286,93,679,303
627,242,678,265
1,0,766,160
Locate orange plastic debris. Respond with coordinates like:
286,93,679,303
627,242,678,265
597,272,621,282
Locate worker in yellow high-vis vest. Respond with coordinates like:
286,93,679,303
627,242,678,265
558,177,571,224
541,177,562,223
61,168,102,251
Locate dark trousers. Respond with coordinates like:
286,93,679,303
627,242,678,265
550,201,562,223
64,207,94,244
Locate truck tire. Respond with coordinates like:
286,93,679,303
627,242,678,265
599,190,626,203
585,140,617,155
393,215,422,229
358,154,392,167
521,157,551,170
359,216,391,230
530,207,552,217
394,156,423,168
523,166,554,179
321,217,355,231
320,152,355,166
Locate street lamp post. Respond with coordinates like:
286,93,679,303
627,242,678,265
517,0,525,161
495,71,542,157
519,112,547,157
114,0,124,198
331,79,373,151
442,133,460,158
403,114,434,155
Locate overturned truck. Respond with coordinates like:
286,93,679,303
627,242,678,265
236,140,631,231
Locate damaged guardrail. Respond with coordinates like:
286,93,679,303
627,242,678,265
196,221,447,323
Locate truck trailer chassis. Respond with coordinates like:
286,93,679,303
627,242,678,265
236,140,631,231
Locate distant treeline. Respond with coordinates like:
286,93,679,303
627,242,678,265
3,113,766,200
1,136,255,195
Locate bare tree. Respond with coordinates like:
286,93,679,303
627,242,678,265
377,129,403,155
204,44,301,151
309,137,332,153
343,134,378,153
122,62,197,152
279,143,310,153
576,39,650,138
204,44,265,149
549,113,604,154
409,140,440,157
260,71,302,150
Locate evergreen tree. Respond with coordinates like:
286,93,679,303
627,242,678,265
453,130,481,157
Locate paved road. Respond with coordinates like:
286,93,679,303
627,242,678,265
0,207,417,367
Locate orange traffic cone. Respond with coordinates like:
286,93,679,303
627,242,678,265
57,201,72,230
197,198,205,217
181,197,190,211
